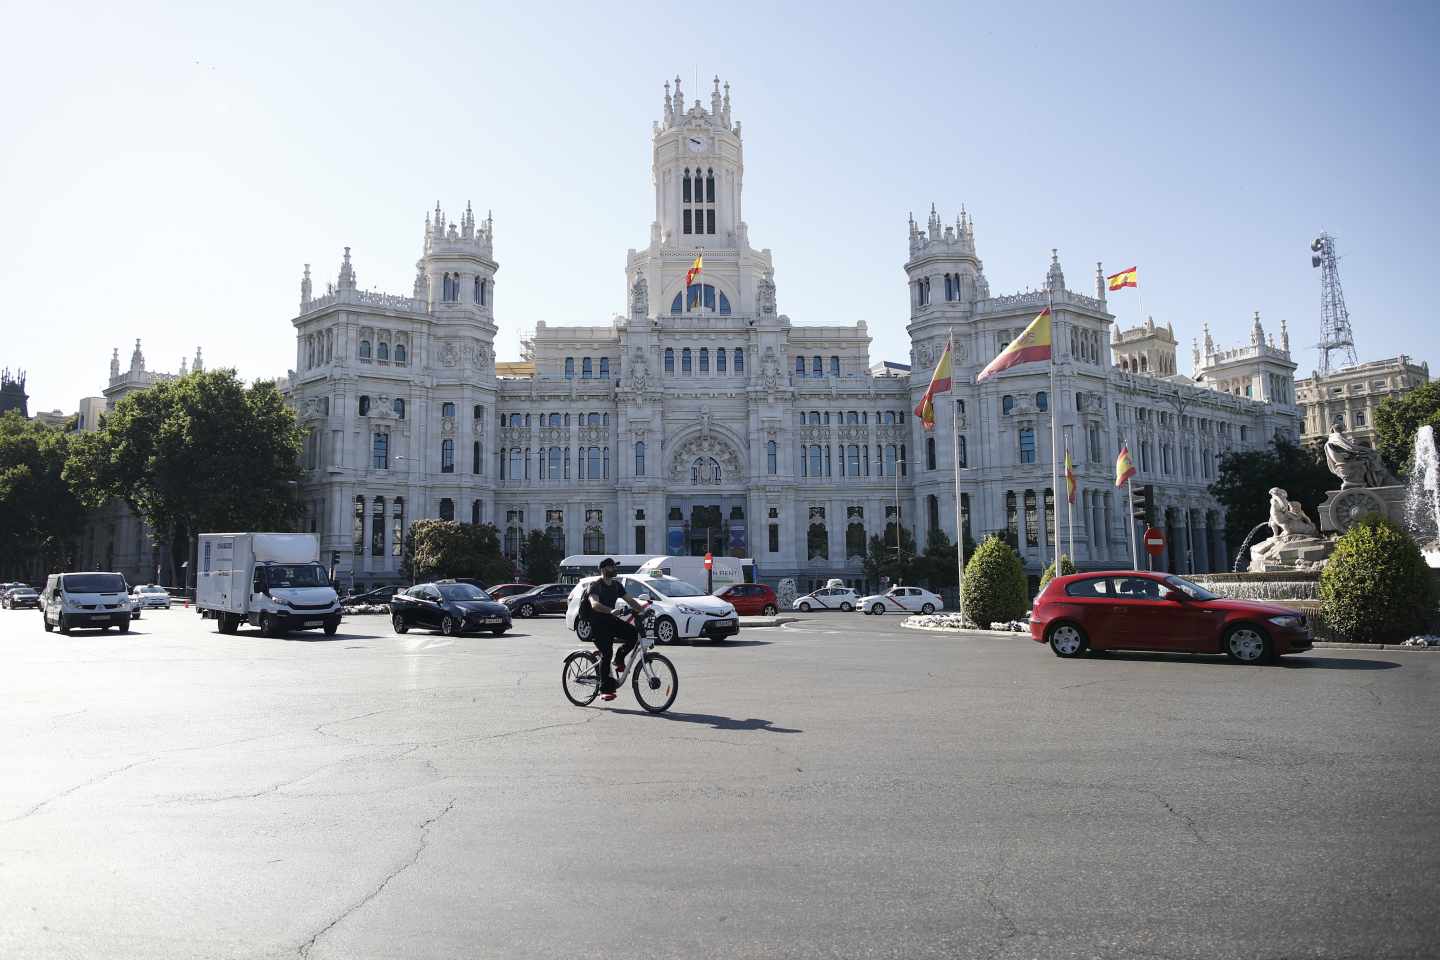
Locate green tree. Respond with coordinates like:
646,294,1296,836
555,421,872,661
863,525,917,586
0,412,87,578
1374,380,1440,477
911,529,976,595
960,534,1029,627
409,520,513,584
521,529,564,584
64,370,303,585
1319,515,1436,644
1038,554,1077,593
1210,437,1332,553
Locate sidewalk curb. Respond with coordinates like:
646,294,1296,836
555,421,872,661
740,616,797,628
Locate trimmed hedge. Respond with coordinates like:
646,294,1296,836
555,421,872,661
961,534,1029,626
1038,554,1077,593
1318,515,1436,644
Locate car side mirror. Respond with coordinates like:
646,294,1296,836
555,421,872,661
1160,587,1183,602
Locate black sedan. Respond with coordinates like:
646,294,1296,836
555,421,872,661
502,582,572,618
390,582,512,637
3,587,39,610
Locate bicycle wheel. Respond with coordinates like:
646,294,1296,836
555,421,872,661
562,650,601,707
631,652,678,714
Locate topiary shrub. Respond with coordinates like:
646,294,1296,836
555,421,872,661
1038,554,1076,593
961,534,1029,627
1319,515,1436,644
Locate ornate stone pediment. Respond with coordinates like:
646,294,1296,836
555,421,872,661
670,433,743,484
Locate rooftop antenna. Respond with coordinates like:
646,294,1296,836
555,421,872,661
1311,232,1357,374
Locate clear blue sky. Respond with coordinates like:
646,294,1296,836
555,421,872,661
3,1,1437,414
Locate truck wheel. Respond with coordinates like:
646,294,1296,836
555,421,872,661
260,613,283,638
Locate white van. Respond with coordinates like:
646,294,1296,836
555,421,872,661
40,572,134,634
196,533,342,637
635,556,754,595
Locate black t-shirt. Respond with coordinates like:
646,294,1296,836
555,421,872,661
587,577,628,618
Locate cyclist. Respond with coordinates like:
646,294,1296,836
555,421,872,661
586,557,649,701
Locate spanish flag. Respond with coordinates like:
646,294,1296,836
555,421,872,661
913,342,953,430
1107,266,1138,292
976,307,1052,383
1115,444,1136,487
686,255,703,286
1065,448,1077,504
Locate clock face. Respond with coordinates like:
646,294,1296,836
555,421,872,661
686,135,706,154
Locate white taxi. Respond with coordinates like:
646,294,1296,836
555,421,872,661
566,574,739,644
791,587,861,612
857,585,944,616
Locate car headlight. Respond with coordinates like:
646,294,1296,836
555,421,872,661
677,604,705,617
273,597,291,608
1267,614,1301,626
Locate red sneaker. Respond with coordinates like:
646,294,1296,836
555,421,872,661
600,692,617,701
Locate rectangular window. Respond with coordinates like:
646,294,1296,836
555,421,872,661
441,439,455,474
1019,429,1036,464
372,432,388,470
683,209,692,234
706,209,715,234
635,526,646,554
473,440,481,475
768,523,780,554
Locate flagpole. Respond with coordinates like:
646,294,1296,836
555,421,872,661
1048,287,1062,568
1065,436,1075,564
1126,475,1139,570
946,334,966,619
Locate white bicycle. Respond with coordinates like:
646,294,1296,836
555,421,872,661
562,610,678,714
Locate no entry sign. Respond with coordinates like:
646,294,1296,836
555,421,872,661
704,552,714,570
1144,527,1166,557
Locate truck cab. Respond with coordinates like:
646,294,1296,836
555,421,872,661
197,533,342,637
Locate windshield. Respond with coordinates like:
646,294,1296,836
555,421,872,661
439,584,492,601
262,564,330,588
647,578,705,598
139,586,166,593
1164,576,1219,602
60,573,128,594
13,588,36,596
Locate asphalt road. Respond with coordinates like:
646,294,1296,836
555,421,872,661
1,606,1437,960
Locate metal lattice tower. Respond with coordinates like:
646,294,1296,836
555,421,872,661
1311,232,1358,374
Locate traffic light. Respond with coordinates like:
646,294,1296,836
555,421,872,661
1132,484,1156,526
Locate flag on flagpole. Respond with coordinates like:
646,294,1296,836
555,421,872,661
685,255,703,286
1115,444,1136,487
1065,447,1077,504
1106,266,1138,291
913,342,953,430
976,308,1052,382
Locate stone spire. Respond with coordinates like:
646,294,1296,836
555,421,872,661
1192,338,1201,371
908,212,920,257
672,75,683,117
1251,310,1265,346
413,261,427,300
663,79,673,124
722,81,731,126
1280,317,1290,353
1047,249,1065,292
130,339,145,373
1095,262,1107,303
109,348,120,380
337,247,356,292
179,356,188,376
300,263,312,307
193,346,204,373
927,202,941,239
711,75,722,117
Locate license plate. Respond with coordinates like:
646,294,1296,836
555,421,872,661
304,620,323,627
712,619,735,628
483,617,502,624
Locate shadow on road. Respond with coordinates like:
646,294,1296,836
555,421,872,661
1284,656,1401,670
610,709,802,733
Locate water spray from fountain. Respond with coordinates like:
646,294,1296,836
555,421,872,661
1404,424,1440,568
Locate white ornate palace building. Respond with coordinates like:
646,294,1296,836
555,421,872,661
280,78,1302,591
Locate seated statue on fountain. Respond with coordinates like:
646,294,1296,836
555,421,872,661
1325,420,1395,489
1249,487,1333,572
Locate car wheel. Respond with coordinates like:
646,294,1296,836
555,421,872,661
42,612,53,633
491,627,507,636
440,615,458,637
1224,625,1271,664
392,613,409,634
762,604,777,617
870,603,885,616
575,617,594,642
655,616,678,645
58,614,71,635
840,602,853,612
518,603,535,619
799,601,811,612
323,618,340,637
1047,622,1088,658
921,603,935,614
118,621,130,634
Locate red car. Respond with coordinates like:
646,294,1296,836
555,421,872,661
716,583,779,617
1030,571,1313,665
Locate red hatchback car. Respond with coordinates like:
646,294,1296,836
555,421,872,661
1031,571,1313,665
716,583,779,617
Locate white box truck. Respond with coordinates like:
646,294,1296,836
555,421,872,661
196,533,342,637
635,556,754,595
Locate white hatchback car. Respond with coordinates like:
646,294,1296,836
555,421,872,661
566,574,739,644
791,587,861,612
857,586,944,616
130,584,172,610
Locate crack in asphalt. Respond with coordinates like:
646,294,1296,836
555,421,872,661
1,758,154,824
296,796,457,958
1144,791,1207,845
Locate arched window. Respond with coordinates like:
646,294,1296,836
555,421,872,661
441,439,455,473
734,348,743,372
1036,391,1048,412
846,411,859,424
664,348,675,374
582,357,593,379
359,340,372,361
767,440,777,475
670,292,683,314
439,498,455,521
509,412,522,426
716,348,726,373
958,434,968,467
393,398,405,420
812,356,823,377
1024,490,1039,546
848,444,860,476
635,441,645,476
808,412,821,425
795,357,805,377
883,411,895,425
699,348,709,373
377,342,389,361
510,448,522,478
808,445,822,477
885,445,897,476
682,167,692,203
706,168,715,202
538,446,547,479
599,357,609,379
1002,395,1015,415
358,395,370,416
565,357,575,379
394,343,406,364
830,356,840,377
682,348,693,374
588,412,602,426
718,291,730,314
545,446,560,478
441,402,456,418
